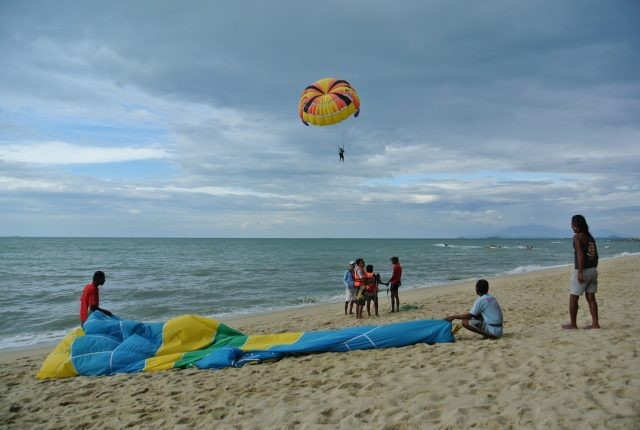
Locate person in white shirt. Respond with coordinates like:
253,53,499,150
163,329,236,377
342,261,356,315
445,279,504,339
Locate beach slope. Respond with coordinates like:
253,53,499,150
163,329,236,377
1,255,639,429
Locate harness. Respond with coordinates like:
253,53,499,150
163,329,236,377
353,267,364,287
364,272,377,293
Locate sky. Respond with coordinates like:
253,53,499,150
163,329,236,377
1,0,639,238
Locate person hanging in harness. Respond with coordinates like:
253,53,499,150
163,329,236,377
338,145,345,162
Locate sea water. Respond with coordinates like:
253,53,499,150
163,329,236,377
1,237,638,349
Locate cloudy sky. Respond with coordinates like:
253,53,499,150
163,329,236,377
1,0,639,238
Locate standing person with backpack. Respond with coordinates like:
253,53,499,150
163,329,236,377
563,214,600,329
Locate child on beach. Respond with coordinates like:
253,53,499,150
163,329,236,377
364,264,380,316
79,271,113,326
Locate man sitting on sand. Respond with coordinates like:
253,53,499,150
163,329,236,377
445,279,504,339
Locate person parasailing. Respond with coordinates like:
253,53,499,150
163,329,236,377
298,77,360,160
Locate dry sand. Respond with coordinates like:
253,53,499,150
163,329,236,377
1,255,639,429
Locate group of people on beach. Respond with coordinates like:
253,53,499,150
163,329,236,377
342,256,403,319
340,255,505,338
338,214,601,340
79,215,600,341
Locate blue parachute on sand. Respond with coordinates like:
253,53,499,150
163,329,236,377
37,312,456,379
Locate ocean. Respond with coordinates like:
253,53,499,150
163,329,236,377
1,237,638,350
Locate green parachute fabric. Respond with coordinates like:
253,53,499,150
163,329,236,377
37,312,455,379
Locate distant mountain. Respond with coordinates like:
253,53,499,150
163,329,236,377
487,224,624,239
490,225,569,239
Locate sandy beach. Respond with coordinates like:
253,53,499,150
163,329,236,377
1,255,639,429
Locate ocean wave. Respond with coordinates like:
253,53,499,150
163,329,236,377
615,251,640,257
433,243,481,249
211,295,336,321
501,264,565,275
0,330,68,350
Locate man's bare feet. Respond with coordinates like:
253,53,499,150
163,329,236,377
562,323,578,329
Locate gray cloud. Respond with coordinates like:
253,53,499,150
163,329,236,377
1,0,639,237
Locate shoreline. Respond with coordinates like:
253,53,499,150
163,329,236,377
1,249,637,354
0,260,565,363
1,254,638,428
0,253,634,364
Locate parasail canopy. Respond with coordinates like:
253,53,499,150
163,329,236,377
36,312,455,379
298,77,360,126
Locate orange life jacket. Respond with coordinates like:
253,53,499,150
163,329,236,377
353,267,364,287
364,272,377,293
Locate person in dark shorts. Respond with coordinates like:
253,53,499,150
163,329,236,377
386,256,402,312
364,264,380,316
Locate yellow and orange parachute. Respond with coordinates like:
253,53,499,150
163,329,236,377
298,78,360,126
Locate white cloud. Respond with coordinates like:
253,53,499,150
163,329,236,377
0,142,171,165
0,176,67,192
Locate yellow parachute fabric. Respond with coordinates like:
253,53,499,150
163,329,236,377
298,77,360,126
35,327,84,379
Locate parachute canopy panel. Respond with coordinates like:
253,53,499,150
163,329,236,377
298,77,360,126
36,312,455,379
